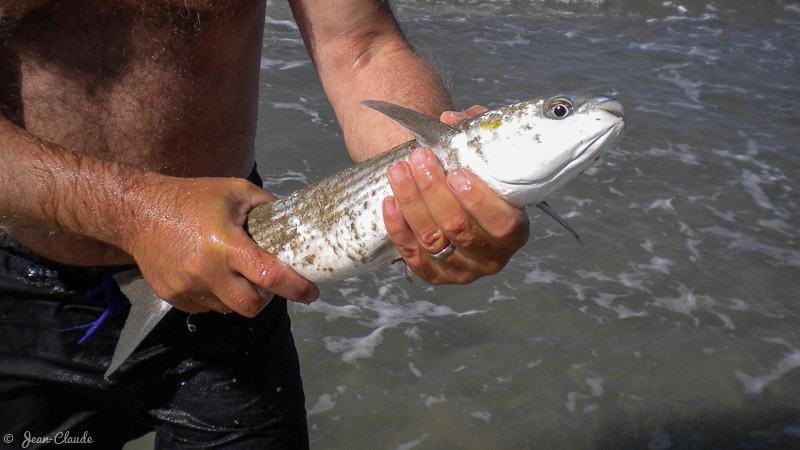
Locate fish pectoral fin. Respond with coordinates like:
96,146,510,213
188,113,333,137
536,201,584,252
360,100,454,148
104,269,173,378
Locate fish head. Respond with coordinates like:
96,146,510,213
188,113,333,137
453,95,625,207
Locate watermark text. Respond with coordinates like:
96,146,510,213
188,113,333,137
3,431,93,448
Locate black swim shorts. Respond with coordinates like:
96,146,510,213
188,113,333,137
0,166,309,449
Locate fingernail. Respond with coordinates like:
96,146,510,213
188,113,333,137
409,148,428,166
410,148,438,180
447,169,471,193
304,285,319,304
387,163,408,183
383,196,398,216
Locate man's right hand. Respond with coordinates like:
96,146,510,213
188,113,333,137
121,175,320,317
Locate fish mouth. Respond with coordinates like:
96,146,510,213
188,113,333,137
564,122,624,172
601,105,625,119
598,98,626,120
496,123,622,187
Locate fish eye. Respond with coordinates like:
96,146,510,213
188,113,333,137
546,98,573,120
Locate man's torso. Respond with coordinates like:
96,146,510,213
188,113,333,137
0,0,266,178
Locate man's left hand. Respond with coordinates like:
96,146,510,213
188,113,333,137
382,106,530,284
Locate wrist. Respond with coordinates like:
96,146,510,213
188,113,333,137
104,168,176,259
45,152,170,260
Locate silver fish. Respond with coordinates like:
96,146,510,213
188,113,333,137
105,95,625,377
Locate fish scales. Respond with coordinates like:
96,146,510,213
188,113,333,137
246,140,424,281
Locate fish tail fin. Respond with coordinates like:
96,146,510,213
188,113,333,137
104,269,173,378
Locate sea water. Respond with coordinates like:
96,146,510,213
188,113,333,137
255,0,800,448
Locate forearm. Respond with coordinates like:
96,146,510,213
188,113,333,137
291,0,453,162
0,117,154,265
326,40,452,162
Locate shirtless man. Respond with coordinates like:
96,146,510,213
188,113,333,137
0,0,529,447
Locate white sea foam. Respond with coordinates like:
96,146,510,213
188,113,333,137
566,377,605,413
260,57,309,71
524,268,562,284
527,359,543,369
404,326,422,341
701,204,737,222
636,256,674,275
307,393,336,416
302,299,362,321
757,218,795,237
264,15,299,30
725,298,749,312
574,270,613,282
261,169,310,189
736,343,800,396
651,284,707,325
616,272,648,291
424,393,447,408
271,102,323,124
592,293,647,319
700,225,800,268
302,280,488,363
470,411,492,422
740,169,790,220
487,289,514,303
323,326,387,364
645,144,701,165
395,433,430,450
651,283,737,329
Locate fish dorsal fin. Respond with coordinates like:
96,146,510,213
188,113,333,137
360,100,454,148
105,269,173,378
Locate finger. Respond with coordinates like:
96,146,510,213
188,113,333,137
407,148,489,250
383,196,430,264
167,296,213,315
464,105,489,115
439,105,489,126
228,182,319,305
384,195,487,283
148,279,222,314
210,274,273,318
383,196,454,281
198,294,235,315
382,196,414,251
229,233,319,305
386,159,450,254
440,110,467,126
446,169,530,242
